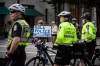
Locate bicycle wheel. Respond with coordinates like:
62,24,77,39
70,59,82,66
92,53,100,66
70,59,90,66
25,56,45,66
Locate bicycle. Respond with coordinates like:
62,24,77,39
25,38,56,66
92,45,100,66
70,43,93,66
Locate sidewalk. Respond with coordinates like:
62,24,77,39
0,39,7,45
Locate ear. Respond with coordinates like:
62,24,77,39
16,11,21,15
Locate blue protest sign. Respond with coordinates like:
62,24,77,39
33,26,51,37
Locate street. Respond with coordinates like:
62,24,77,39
0,38,100,66
0,0,100,66
0,40,56,66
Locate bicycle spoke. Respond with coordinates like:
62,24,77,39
97,56,100,60
26,57,45,66
93,57,100,66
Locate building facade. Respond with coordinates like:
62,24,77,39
0,0,70,39
0,0,55,29
0,0,99,37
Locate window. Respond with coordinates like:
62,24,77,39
0,2,5,33
0,2,4,7
22,4,34,9
22,4,35,27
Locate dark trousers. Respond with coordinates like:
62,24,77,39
4,32,8,38
86,40,96,60
11,55,26,66
7,46,26,66
54,45,72,65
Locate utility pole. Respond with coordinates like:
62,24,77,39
17,0,20,3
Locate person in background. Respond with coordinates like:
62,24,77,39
53,11,77,66
35,19,48,64
72,18,81,39
92,21,97,36
92,21,96,27
51,21,58,44
72,18,79,28
36,20,45,44
5,4,31,66
4,24,9,39
37,20,44,26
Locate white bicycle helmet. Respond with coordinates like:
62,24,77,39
58,11,71,17
9,4,25,13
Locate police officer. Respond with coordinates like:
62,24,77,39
5,4,31,66
53,11,77,66
81,12,97,60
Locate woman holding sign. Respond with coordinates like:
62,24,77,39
34,19,48,64
36,20,46,44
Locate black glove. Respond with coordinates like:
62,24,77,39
52,45,58,50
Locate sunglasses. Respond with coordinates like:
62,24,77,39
10,11,16,13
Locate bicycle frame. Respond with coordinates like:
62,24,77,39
71,43,93,66
43,48,54,65
33,40,56,66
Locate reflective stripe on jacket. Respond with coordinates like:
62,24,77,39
7,20,31,47
54,22,77,46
